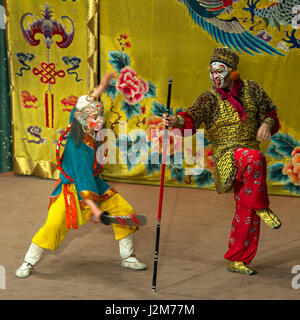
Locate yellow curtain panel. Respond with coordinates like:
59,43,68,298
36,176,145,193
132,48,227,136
5,0,99,179
99,0,300,196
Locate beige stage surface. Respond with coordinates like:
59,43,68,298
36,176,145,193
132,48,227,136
1,172,300,300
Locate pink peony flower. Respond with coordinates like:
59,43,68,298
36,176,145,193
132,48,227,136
283,146,300,186
116,67,149,105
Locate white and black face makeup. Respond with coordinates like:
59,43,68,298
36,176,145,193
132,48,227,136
209,61,229,88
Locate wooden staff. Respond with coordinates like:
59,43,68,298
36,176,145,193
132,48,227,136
152,77,172,293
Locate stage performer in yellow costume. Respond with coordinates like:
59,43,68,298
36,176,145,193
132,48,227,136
163,47,281,275
16,72,147,278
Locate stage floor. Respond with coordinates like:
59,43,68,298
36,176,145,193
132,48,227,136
1,172,300,300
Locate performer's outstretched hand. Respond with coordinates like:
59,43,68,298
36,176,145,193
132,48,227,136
100,71,116,90
91,72,116,98
256,122,271,142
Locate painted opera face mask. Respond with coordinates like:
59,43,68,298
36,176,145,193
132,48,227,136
86,112,106,132
209,61,229,89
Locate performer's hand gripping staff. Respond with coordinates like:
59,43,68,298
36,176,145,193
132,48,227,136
152,77,172,293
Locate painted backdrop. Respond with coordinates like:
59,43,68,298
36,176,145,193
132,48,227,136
4,0,300,196
5,0,99,178
99,0,300,196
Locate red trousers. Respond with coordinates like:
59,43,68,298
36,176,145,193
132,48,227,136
224,148,270,265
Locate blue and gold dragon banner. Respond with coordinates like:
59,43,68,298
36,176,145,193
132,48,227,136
5,0,99,178
100,0,300,196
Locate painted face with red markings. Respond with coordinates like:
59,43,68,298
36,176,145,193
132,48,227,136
86,113,106,132
209,61,229,89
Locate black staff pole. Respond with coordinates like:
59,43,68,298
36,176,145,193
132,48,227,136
152,77,172,293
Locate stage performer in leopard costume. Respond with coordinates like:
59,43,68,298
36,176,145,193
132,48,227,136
163,47,281,275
